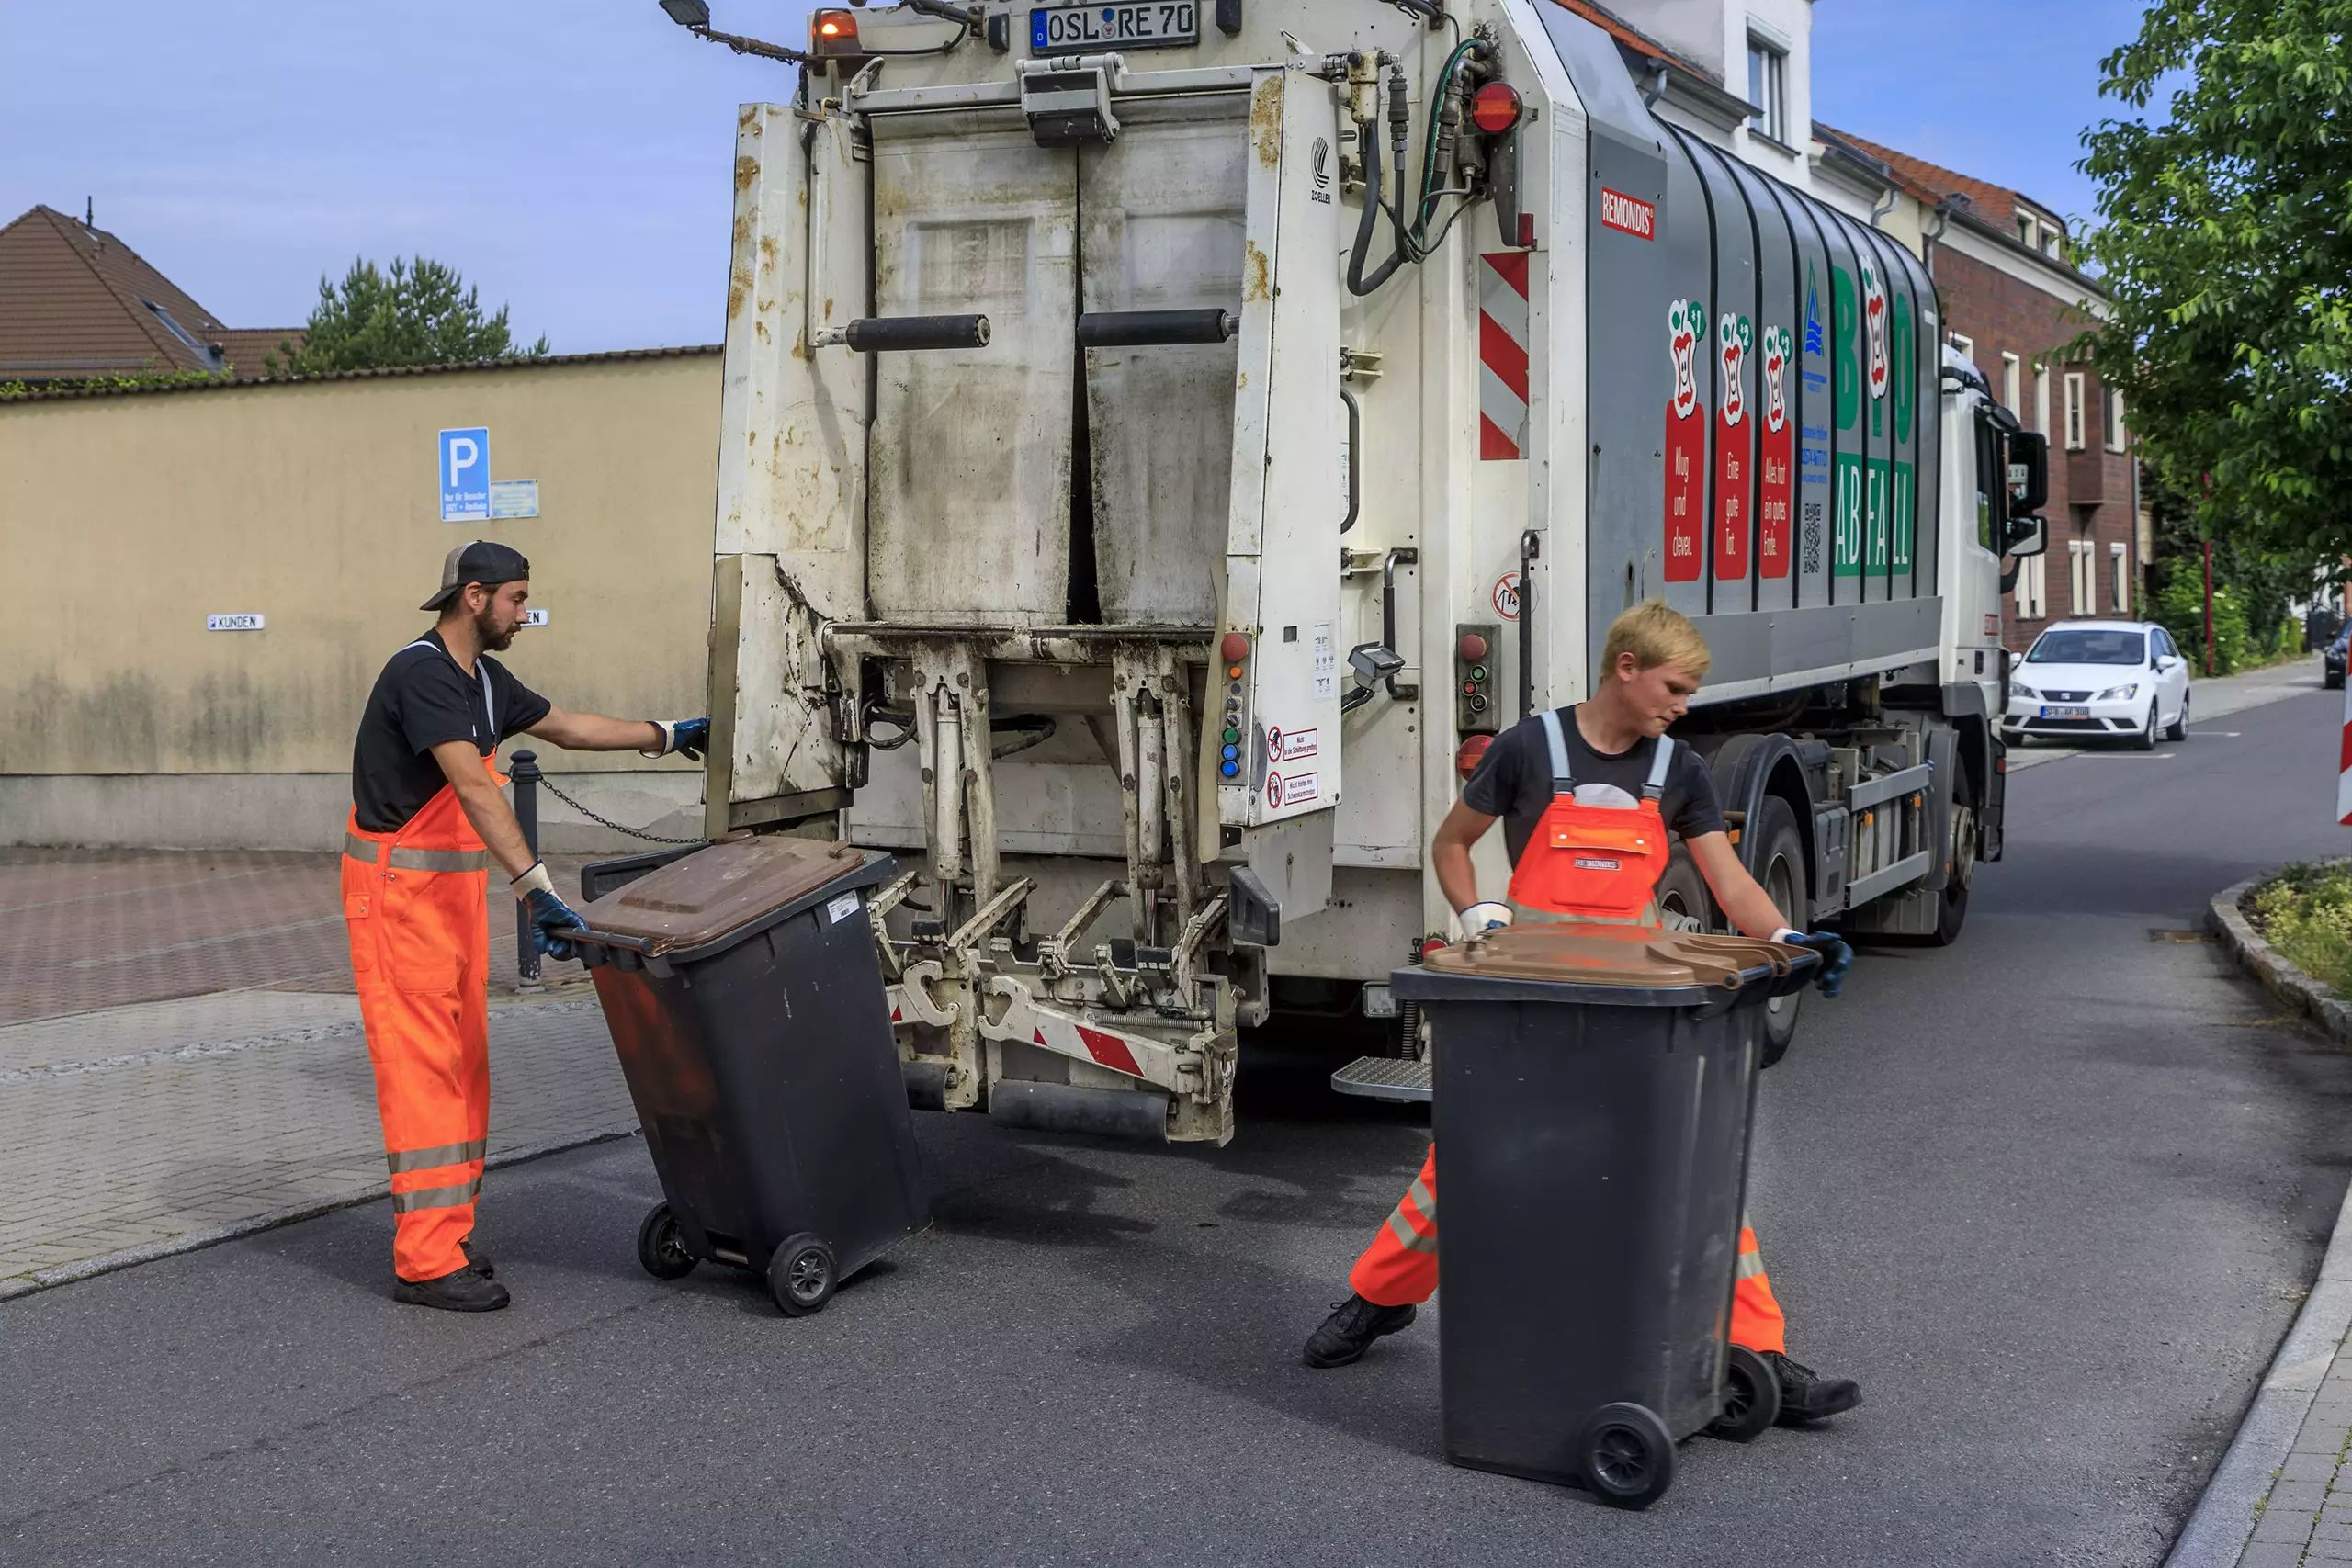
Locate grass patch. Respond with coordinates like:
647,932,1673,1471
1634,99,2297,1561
2251,862,2352,994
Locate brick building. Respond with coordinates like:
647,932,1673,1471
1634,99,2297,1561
1826,135,2141,651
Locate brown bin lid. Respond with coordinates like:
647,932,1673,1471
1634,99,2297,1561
577,836,873,955
1424,922,1804,990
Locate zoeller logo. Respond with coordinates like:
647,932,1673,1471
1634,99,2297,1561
1309,137,1332,203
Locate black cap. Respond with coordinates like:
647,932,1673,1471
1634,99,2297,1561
421,540,532,612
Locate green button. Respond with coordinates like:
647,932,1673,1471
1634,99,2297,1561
1471,665,1487,682
1222,727,1240,744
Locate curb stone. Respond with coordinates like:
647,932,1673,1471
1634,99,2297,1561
2165,874,2352,1566
0,1122,640,1304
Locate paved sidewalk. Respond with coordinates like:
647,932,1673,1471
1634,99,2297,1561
0,848,639,1296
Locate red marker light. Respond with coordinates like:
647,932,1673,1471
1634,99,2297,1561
1470,81,1524,136
1455,733,1494,782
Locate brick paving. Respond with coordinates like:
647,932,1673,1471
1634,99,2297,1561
2235,1343,2352,1566
0,849,639,1294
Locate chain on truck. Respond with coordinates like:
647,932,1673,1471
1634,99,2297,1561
672,0,2053,1145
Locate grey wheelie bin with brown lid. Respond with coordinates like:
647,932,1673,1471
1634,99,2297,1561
564,836,928,1317
1388,923,1817,1509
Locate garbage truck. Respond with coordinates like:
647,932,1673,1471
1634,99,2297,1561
684,0,2052,1145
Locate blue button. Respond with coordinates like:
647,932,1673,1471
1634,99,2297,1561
1221,744,1239,761
1220,761,1239,778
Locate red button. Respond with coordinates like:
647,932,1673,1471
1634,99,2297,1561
1458,632,1488,661
1221,632,1251,663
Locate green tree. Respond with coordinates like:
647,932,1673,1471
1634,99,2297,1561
2077,0,2352,561
270,256,547,375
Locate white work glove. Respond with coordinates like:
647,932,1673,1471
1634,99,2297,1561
1459,901,1513,938
1770,926,1803,944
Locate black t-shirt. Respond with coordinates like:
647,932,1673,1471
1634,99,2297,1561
1462,705,1726,865
350,629,551,832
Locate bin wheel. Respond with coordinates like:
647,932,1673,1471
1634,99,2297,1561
1577,1402,1675,1509
635,1202,697,1280
767,1233,837,1316
1706,1344,1782,1443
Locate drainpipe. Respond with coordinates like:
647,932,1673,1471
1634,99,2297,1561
1869,185,1896,231
1640,58,1669,109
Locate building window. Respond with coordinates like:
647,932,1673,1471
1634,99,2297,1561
2105,385,2126,451
2110,540,2130,615
2018,215,2036,247
2016,554,2048,621
1747,35,1787,144
2001,352,2021,417
1949,332,1975,363
2034,364,2051,437
2064,371,2086,450
2069,538,2097,616
2042,226,2062,258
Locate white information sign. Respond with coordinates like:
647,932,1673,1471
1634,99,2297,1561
519,608,548,627
489,479,540,519
206,614,265,631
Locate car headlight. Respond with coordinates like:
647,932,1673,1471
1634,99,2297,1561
2097,682,2138,701
2009,681,2035,701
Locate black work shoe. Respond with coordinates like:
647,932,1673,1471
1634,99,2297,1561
393,1265,511,1313
1764,1349,1860,1423
461,1238,494,1279
1304,1293,1418,1368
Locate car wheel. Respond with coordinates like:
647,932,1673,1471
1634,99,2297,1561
2164,691,2188,742
2132,699,2157,751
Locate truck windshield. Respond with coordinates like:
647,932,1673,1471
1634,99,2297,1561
2027,629,2145,665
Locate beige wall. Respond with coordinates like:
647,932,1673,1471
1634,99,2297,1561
0,352,719,780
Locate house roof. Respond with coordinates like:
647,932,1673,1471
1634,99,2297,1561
0,343,720,404
1815,130,2064,237
1552,0,1718,86
0,205,301,382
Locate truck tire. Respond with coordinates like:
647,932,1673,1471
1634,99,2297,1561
1654,845,1716,933
1923,762,1975,946
1750,797,1807,1067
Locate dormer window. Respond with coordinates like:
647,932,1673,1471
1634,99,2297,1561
139,299,226,371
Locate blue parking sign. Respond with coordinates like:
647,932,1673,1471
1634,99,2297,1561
439,427,490,522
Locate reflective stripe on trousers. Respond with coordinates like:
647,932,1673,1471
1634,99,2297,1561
342,762,499,1282
1345,1145,1791,1356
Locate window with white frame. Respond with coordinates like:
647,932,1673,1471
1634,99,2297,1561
2110,540,2129,615
2018,215,2036,247
1747,35,1787,144
2069,537,2095,615
2034,364,2051,436
2002,352,2021,416
2016,553,2048,620
2064,371,2086,450
2105,384,2126,451
1949,332,1975,363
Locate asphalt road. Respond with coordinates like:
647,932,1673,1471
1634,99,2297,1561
10,683,2352,1566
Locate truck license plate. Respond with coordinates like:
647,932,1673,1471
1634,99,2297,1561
1031,2,1199,53
2041,705,2089,718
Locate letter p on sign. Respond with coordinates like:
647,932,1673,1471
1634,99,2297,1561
440,426,491,522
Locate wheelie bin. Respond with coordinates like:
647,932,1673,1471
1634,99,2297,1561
564,835,929,1316
1389,922,1817,1509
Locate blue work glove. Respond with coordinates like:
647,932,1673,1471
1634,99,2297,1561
1784,931,1853,998
643,718,709,762
512,863,588,962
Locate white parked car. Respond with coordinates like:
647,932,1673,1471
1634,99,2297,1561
2003,620,2192,750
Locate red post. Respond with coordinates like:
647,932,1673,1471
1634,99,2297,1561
2203,539,2215,675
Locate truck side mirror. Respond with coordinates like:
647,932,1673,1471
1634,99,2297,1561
2003,515,2048,558
2006,429,2050,515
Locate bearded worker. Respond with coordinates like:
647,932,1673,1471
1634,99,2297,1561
342,541,707,1311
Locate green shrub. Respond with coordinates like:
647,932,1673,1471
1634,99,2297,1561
2254,863,2352,995
2154,570,2254,674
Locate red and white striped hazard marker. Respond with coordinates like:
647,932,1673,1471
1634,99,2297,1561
2339,678,2352,825
1479,251,1529,460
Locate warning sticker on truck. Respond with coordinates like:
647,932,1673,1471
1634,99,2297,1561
1270,728,1318,761
1265,771,1320,808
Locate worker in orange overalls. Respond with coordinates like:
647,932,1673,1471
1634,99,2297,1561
1304,600,1860,1424
345,541,707,1312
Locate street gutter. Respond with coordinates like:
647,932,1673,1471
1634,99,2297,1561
2164,874,2352,1565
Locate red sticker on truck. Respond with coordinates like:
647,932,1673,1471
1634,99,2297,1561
1758,324,1793,579
1600,187,1656,241
1663,299,1705,582
1714,311,1752,582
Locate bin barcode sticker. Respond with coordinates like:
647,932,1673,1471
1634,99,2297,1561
825,892,862,924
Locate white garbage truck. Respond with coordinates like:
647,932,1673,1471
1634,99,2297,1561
684,0,2051,1143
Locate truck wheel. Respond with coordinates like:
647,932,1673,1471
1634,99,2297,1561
1654,846,1716,933
1750,797,1807,1067
1926,764,1977,946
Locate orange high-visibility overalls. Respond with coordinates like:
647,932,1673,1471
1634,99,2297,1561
1347,710,1789,1353
341,645,502,1283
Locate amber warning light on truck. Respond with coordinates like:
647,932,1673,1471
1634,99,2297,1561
1600,187,1657,240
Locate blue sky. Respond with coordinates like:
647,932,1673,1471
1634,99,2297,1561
1,2,2154,355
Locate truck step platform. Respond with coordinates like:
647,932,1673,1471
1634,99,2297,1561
1332,1055,1432,1104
